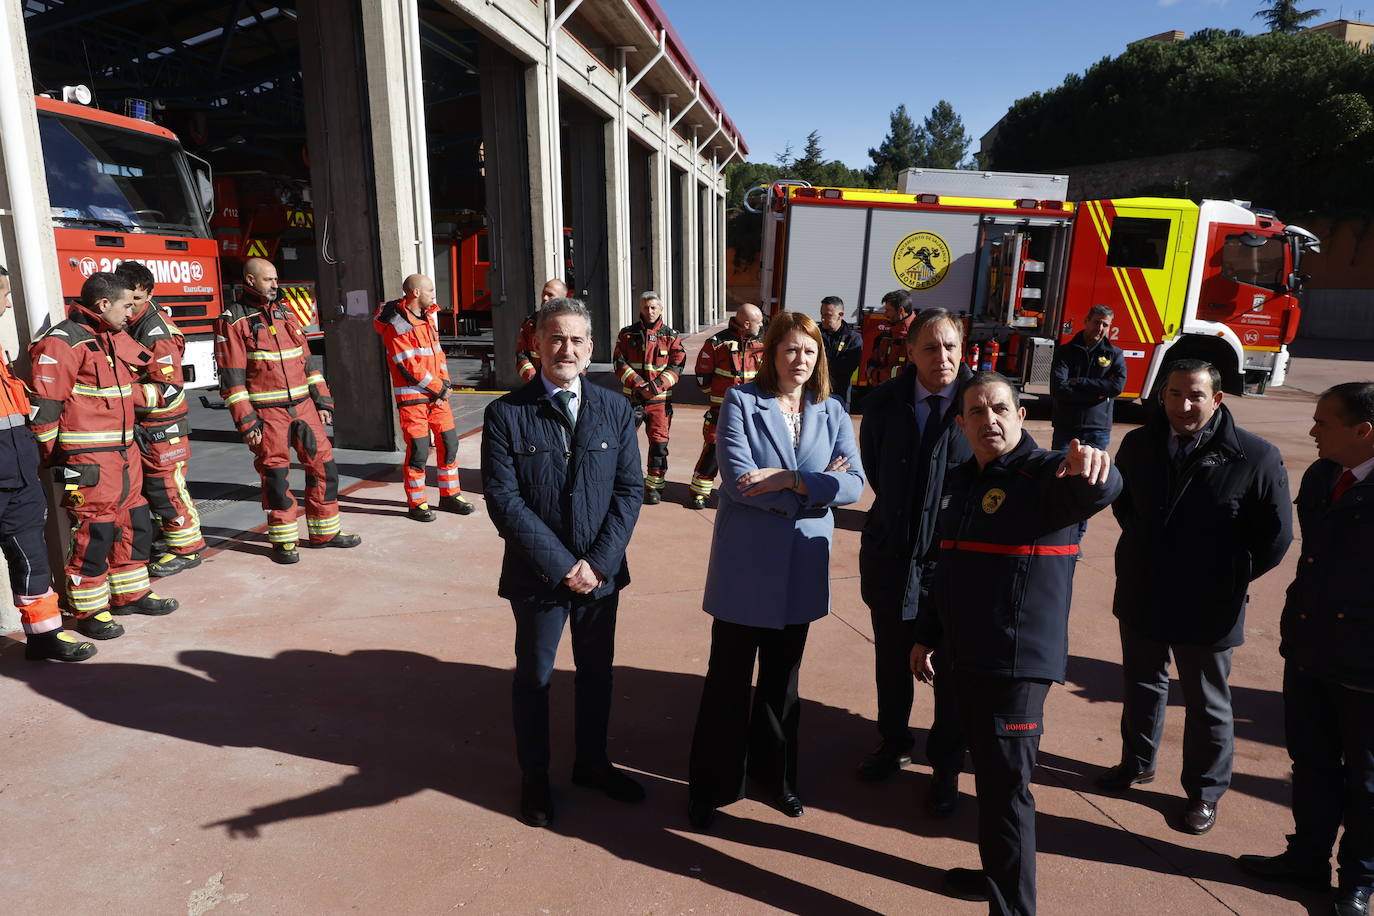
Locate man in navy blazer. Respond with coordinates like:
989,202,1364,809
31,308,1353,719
481,297,644,828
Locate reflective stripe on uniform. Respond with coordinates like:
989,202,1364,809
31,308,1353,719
248,384,311,404
0,412,24,429
109,567,151,595
391,347,434,364
247,347,305,360
268,522,300,544
306,515,340,537
72,382,133,398
69,580,111,612
57,429,127,446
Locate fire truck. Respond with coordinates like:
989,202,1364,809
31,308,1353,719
751,168,1320,401
35,94,222,388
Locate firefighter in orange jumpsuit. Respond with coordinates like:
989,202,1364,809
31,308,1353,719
687,302,765,510
28,272,179,639
215,257,361,563
865,289,915,387
515,279,567,382
613,291,687,505
114,261,205,577
375,273,475,522
0,265,96,661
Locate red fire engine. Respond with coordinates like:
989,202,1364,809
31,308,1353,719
35,95,222,388
752,168,1320,401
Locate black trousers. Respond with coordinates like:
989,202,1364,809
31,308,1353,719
510,593,618,776
862,561,965,775
958,671,1051,916
688,618,809,807
1285,662,1374,890
1117,620,1234,803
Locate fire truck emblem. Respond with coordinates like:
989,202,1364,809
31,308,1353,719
1243,329,1260,344
981,488,1007,515
892,231,951,291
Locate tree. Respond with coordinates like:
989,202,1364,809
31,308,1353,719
1254,0,1324,33
868,104,927,185
790,130,826,185
920,100,971,169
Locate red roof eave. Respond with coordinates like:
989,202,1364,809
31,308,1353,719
623,0,747,158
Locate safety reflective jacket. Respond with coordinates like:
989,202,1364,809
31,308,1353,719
28,313,151,463
613,319,685,402
214,290,332,437
515,313,539,382
374,298,450,407
866,312,914,386
127,301,190,440
0,352,40,487
695,326,764,407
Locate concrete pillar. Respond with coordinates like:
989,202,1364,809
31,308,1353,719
0,0,73,625
297,0,399,450
525,61,561,287
480,39,537,388
716,184,728,323
683,133,700,333
603,49,632,335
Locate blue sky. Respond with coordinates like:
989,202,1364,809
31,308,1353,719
663,0,1348,167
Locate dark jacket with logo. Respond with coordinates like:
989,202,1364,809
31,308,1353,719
859,364,974,621
918,433,1122,682
820,320,864,408
1281,459,1374,688
1049,332,1127,434
480,377,642,605
1112,405,1292,648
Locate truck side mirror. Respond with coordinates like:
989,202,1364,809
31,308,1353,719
194,170,214,219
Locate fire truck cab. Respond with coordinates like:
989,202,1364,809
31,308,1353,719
753,168,1318,402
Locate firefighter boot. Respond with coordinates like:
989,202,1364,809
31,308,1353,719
644,487,661,505
149,551,202,578
76,611,126,640
114,593,179,616
309,533,362,549
438,495,475,516
272,543,301,565
25,630,97,662
689,494,706,510
408,504,437,523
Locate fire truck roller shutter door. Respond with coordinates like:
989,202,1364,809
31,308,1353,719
779,205,868,315
863,209,982,314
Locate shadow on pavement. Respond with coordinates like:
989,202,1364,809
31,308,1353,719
0,649,1324,911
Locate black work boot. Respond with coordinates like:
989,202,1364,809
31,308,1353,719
25,630,97,662
272,543,301,564
75,611,125,640
149,551,202,578
438,495,475,516
309,533,362,549
644,488,661,505
113,593,179,616
407,504,437,523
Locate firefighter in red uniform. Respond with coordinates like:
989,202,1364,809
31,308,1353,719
216,257,361,563
375,273,475,522
613,291,687,504
866,289,915,387
114,261,205,577
687,302,765,510
28,272,179,639
0,265,96,660
515,279,567,383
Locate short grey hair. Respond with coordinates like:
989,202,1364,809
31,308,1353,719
536,296,593,335
639,290,661,303
1088,304,1115,321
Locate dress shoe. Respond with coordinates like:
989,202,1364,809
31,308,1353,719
149,551,202,577
925,772,959,818
519,774,553,828
687,800,716,831
438,495,475,516
775,792,804,817
1335,886,1371,916
856,742,913,782
308,533,362,549
1180,798,1217,835
407,504,437,523
1096,762,1156,791
113,593,178,616
688,494,706,510
1236,851,1331,890
643,488,661,505
75,611,125,640
25,630,96,662
944,867,991,902
571,761,645,803
272,543,301,565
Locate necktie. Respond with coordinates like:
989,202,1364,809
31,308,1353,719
1174,434,1193,467
920,394,943,451
1332,469,1357,503
552,389,576,430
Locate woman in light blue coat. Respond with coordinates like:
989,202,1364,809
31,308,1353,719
687,311,865,829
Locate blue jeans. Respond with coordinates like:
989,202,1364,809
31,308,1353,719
1051,428,1111,542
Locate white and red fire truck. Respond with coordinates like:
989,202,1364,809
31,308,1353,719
35,94,222,388
751,167,1320,401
